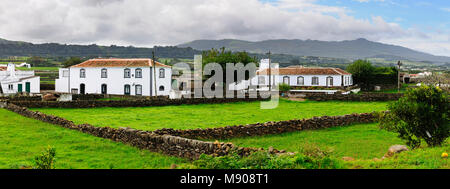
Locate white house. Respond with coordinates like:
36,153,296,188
55,58,172,96
0,63,40,95
230,59,353,90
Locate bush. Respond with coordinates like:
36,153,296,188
379,85,449,148
279,84,291,92
33,146,56,169
192,147,343,169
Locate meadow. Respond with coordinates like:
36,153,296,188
0,109,187,169
34,100,389,131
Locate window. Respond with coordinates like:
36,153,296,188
80,84,85,94
297,76,304,86
63,70,69,77
124,85,131,95
135,68,142,78
283,76,290,85
135,85,142,96
80,69,86,78
71,88,78,94
124,68,131,78
101,68,108,78
8,84,13,90
159,86,165,91
312,77,319,85
326,76,333,86
258,76,265,85
159,68,165,78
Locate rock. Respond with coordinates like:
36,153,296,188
268,146,274,153
384,145,409,158
43,94,57,101
342,157,355,161
170,164,178,169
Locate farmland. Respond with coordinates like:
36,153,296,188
34,100,389,131
0,109,187,169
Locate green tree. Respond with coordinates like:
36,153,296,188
63,57,83,68
379,85,449,148
346,60,376,91
202,48,257,84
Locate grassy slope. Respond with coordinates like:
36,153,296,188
225,123,449,168
34,100,389,131
225,123,403,159
0,109,187,169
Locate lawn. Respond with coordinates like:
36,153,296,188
0,109,187,169
224,123,404,160
34,99,389,131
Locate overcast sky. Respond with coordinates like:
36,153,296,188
0,0,449,56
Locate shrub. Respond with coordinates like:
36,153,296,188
33,146,56,169
279,84,291,92
379,85,449,149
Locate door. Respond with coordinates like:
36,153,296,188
101,84,107,94
18,84,22,93
124,85,131,95
25,82,31,93
80,84,85,94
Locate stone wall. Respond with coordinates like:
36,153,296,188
0,96,42,102
301,93,403,101
12,97,268,108
153,112,378,140
4,103,269,159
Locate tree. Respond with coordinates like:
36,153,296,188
379,85,449,148
202,48,257,83
346,60,375,91
63,57,83,68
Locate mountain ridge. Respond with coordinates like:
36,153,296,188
178,38,450,63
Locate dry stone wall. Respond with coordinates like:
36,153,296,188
302,93,403,101
153,113,378,140
11,97,268,108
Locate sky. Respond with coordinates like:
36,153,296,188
0,0,449,56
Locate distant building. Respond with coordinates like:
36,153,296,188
229,59,353,91
0,63,40,95
55,58,172,96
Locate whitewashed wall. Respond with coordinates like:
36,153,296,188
250,75,352,87
56,67,172,96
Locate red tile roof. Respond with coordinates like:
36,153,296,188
0,67,6,71
71,58,171,68
257,67,351,75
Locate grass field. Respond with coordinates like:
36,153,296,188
225,123,404,159
0,109,187,169
34,100,389,131
224,123,449,168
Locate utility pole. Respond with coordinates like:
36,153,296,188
267,51,272,91
153,51,158,97
397,61,402,93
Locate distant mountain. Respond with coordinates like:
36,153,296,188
178,38,450,63
0,38,201,58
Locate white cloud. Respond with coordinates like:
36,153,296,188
0,0,448,56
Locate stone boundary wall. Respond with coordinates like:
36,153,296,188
11,97,269,108
301,93,403,102
0,96,42,102
4,103,270,159
153,113,378,140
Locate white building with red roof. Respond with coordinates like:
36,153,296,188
231,59,353,90
55,58,172,96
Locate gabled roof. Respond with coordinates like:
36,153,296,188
71,58,171,68
257,67,351,76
